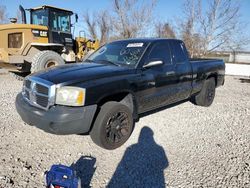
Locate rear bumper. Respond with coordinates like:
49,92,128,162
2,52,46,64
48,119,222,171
0,61,22,72
0,48,25,64
15,93,97,135
0,48,28,72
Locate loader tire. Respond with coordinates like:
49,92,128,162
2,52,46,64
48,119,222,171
31,51,65,73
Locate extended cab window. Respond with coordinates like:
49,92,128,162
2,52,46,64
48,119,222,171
147,42,172,65
170,41,187,64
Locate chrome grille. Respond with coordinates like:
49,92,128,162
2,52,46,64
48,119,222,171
36,95,49,107
25,79,31,89
35,84,49,95
22,77,56,110
24,90,30,100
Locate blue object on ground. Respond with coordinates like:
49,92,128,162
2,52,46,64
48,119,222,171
45,164,79,188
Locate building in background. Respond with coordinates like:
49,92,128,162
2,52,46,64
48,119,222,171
207,51,250,64
228,51,250,64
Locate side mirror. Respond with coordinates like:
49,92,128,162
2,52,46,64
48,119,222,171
75,14,78,23
143,60,163,68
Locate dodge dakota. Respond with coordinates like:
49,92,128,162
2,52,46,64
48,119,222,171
16,38,225,150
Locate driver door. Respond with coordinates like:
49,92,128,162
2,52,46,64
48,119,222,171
137,41,178,113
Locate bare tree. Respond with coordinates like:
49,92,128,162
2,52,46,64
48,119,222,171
83,11,112,44
180,0,248,56
179,0,202,57
111,0,156,39
83,11,97,39
200,0,244,54
97,11,112,44
83,0,156,43
155,22,176,38
0,5,7,24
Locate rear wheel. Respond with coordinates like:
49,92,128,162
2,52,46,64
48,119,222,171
31,50,65,73
90,102,134,150
192,78,216,107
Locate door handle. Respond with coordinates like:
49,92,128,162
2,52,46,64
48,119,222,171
166,71,175,76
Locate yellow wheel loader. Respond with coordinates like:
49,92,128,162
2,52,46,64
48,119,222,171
0,5,99,79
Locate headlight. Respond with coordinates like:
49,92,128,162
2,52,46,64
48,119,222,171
55,87,86,106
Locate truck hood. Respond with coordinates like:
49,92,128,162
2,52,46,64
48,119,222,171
32,62,135,85
0,24,48,31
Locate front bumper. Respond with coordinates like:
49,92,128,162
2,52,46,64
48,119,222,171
15,93,97,135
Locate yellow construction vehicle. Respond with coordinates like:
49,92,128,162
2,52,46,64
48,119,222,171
0,5,99,78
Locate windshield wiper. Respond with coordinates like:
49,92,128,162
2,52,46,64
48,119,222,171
96,60,120,66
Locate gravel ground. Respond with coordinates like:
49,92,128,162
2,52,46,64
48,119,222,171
0,72,249,188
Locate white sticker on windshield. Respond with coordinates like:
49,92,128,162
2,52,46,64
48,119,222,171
127,43,144,47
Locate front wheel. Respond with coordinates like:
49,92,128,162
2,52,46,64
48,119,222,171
90,102,134,150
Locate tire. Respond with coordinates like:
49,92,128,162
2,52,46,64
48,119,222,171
31,50,65,73
90,102,134,150
192,78,216,107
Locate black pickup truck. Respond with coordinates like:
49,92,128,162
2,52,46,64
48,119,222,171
16,38,225,150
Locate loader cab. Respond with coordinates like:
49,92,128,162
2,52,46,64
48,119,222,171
30,6,74,47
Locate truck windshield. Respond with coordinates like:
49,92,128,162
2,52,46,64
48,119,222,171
31,9,48,26
87,41,148,67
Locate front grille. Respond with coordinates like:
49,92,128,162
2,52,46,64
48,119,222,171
25,79,31,89
35,84,49,95
24,90,30,100
36,95,49,107
22,77,55,110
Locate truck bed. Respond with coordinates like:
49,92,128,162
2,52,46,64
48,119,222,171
189,58,225,95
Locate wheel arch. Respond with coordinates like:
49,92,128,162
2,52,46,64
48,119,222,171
206,73,218,87
23,43,64,57
96,91,139,120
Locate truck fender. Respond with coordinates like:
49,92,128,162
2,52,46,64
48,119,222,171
206,73,218,86
97,91,139,120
